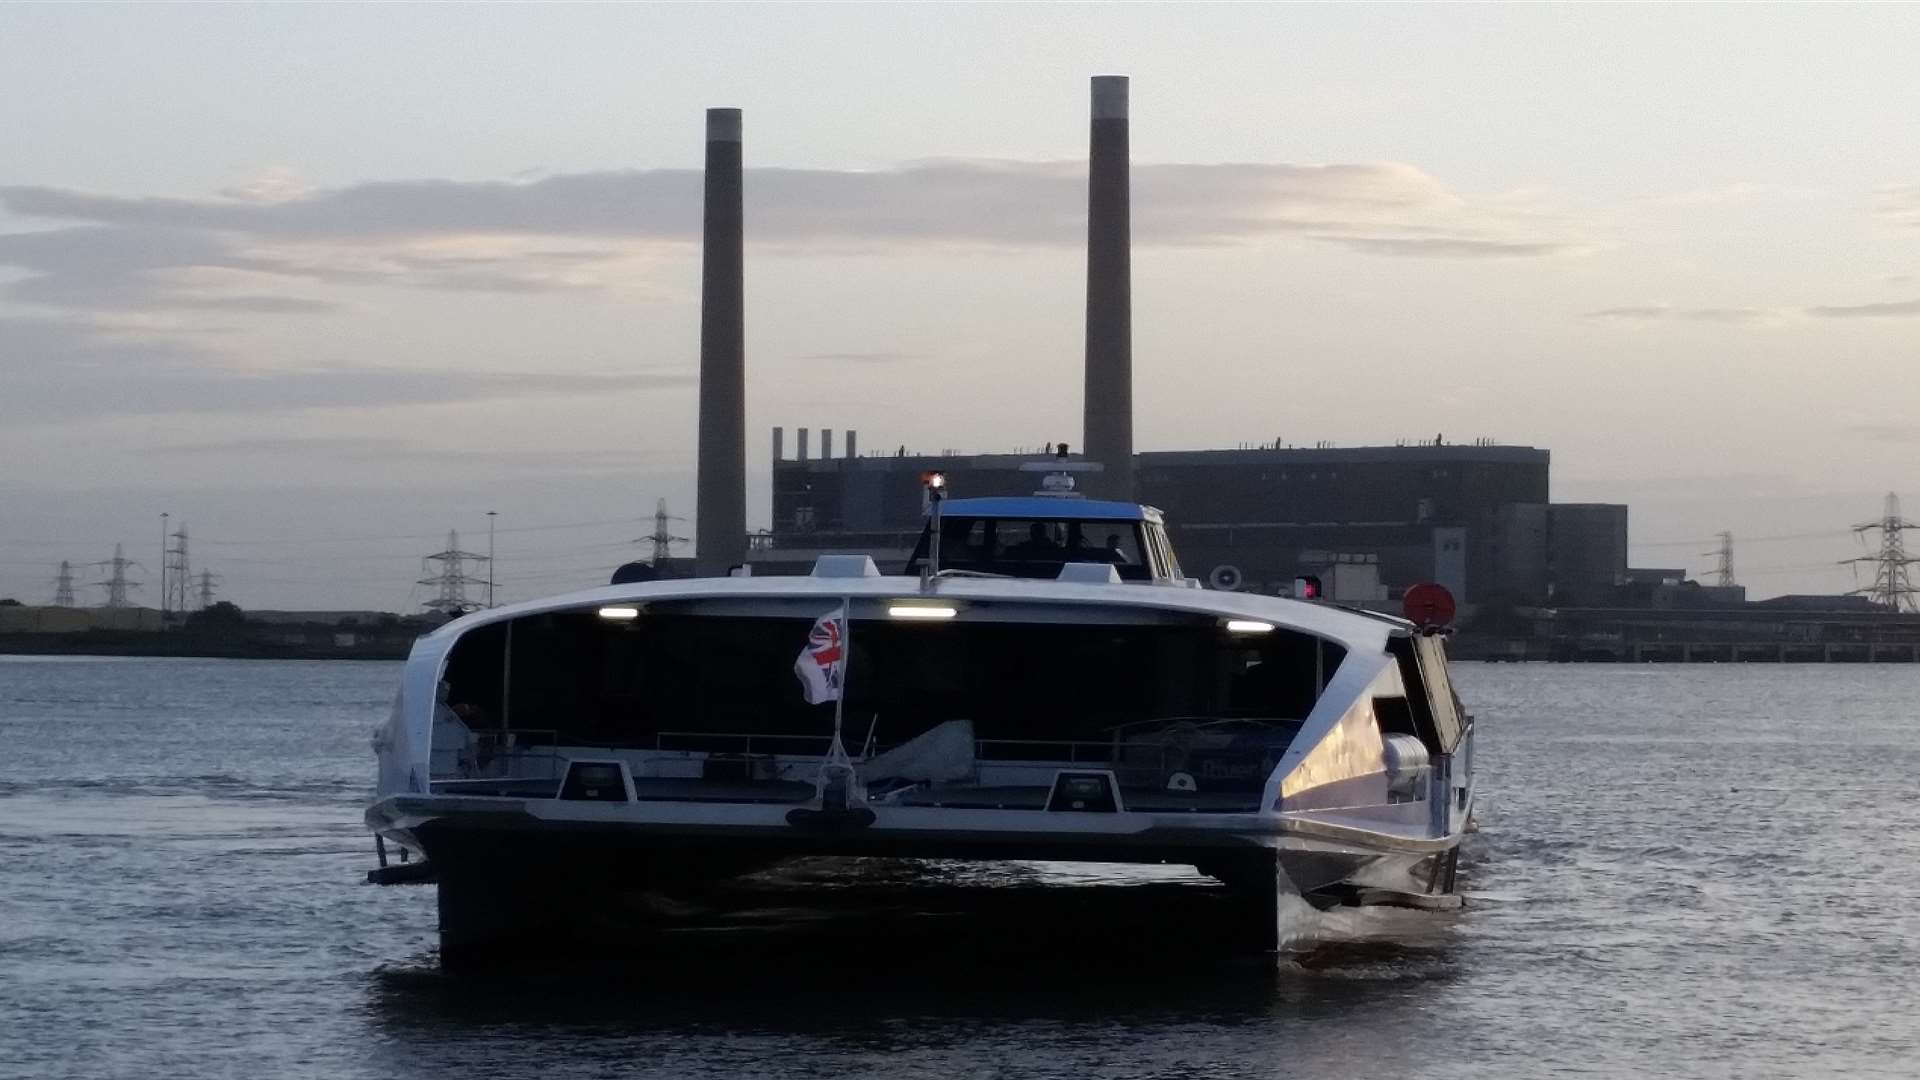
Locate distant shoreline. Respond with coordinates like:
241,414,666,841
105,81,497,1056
0,634,411,662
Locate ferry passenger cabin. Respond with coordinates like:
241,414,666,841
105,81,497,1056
429,579,1349,816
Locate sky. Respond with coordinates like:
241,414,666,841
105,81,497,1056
2,4,1918,611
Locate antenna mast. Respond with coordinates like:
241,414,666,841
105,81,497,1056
1841,493,1919,613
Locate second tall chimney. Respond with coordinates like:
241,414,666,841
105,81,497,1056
695,108,747,574
1083,75,1133,502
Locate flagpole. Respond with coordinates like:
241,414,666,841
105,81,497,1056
833,597,850,749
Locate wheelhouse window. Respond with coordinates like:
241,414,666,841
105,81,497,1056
905,516,1152,581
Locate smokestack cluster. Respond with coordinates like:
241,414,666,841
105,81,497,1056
692,80,1138,575
695,108,747,575
1082,75,1133,502
770,424,859,462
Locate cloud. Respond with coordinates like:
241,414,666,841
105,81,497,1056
154,434,647,473
0,159,1583,314
0,224,339,313
216,166,316,206
1874,184,1920,228
1805,298,1920,318
4,162,1565,249
1847,423,1920,444
1635,182,1778,207
159,435,418,456
796,351,919,365
1323,236,1577,258
1583,304,1776,323
1584,296,1920,323
166,294,340,313
0,315,694,422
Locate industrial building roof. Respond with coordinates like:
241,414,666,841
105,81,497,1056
773,443,1549,472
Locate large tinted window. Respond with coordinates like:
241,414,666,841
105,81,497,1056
906,517,1149,580
443,605,1346,751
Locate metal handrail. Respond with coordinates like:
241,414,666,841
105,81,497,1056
478,725,1288,780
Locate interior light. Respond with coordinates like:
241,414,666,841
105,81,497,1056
888,604,958,620
597,606,640,620
1225,619,1275,634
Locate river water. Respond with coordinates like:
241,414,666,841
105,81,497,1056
1,656,1915,1079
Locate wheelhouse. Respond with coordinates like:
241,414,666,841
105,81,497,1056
903,497,1184,583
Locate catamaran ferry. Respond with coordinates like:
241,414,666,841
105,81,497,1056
367,480,1473,967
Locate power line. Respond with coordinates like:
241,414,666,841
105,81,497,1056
1735,560,1850,575
198,515,652,548
1635,528,1851,549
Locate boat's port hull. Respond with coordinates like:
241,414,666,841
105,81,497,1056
369,796,1461,971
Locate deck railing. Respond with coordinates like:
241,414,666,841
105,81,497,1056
432,722,1293,794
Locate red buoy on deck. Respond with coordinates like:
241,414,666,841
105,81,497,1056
1402,582,1457,630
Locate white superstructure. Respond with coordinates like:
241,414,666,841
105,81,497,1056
367,522,1473,966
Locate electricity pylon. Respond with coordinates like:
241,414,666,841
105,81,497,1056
1841,493,1919,613
1703,531,1736,588
165,524,193,614
91,544,142,608
635,499,689,565
194,570,221,609
52,561,77,607
419,530,489,615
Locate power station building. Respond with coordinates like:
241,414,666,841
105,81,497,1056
675,79,1630,614
760,431,1627,609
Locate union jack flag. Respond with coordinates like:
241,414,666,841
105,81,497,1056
794,604,846,704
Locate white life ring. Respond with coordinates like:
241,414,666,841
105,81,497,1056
1208,564,1243,591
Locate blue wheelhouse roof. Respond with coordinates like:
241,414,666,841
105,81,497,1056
938,497,1160,523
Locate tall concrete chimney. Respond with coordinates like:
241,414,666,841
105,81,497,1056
797,427,810,461
771,425,784,461
1083,75,1134,502
695,108,747,575
821,429,834,461
845,429,858,460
